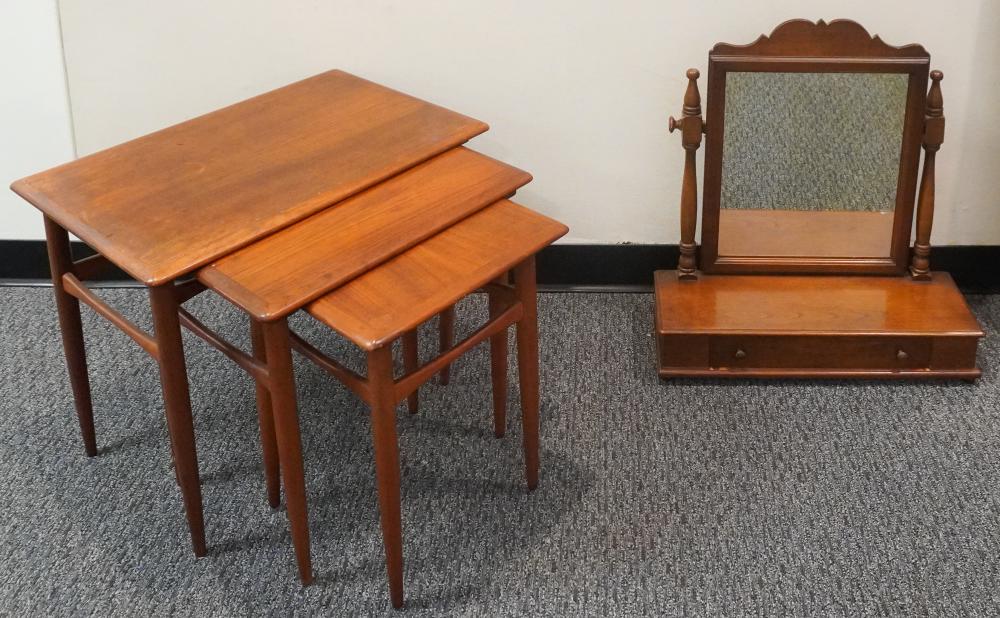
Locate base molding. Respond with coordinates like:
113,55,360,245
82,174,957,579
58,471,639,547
654,270,983,380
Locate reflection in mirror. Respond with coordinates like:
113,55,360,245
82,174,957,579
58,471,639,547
717,72,908,258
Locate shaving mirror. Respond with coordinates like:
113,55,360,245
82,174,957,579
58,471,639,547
655,20,982,381
695,19,930,274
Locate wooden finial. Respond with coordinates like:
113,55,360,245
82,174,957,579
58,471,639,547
927,70,943,119
669,68,704,280
669,69,703,136
910,69,946,280
683,68,701,117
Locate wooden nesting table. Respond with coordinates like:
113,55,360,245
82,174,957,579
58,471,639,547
9,70,491,556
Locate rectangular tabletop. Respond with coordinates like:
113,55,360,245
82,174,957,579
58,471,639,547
10,70,487,285
308,199,569,350
655,271,984,336
199,147,532,321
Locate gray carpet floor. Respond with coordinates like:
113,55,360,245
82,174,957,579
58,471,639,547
1,287,999,616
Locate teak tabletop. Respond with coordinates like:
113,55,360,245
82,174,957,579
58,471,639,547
308,199,568,350
199,147,531,321
11,69,487,284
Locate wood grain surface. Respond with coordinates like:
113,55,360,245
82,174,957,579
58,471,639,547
308,200,568,350
199,148,530,320
654,270,983,336
11,70,487,284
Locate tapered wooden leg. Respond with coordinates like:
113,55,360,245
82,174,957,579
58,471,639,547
149,284,206,557
43,217,97,457
487,290,507,438
402,329,419,414
250,320,281,509
367,346,405,609
513,257,540,491
438,307,455,385
261,318,313,585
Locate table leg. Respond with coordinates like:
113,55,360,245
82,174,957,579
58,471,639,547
513,257,540,491
487,289,508,438
438,307,455,384
367,345,405,609
250,320,281,508
261,318,313,585
402,329,419,414
149,284,207,557
43,216,97,457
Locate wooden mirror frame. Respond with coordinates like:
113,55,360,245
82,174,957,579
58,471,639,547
696,19,932,276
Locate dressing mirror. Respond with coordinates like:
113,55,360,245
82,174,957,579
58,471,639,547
697,19,930,274
654,20,982,381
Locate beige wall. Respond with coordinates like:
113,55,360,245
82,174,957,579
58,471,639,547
14,1,1000,244
1,0,75,240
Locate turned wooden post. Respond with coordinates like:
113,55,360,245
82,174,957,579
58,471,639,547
910,70,945,280
668,68,704,280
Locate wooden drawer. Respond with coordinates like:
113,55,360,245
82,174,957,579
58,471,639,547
709,335,931,370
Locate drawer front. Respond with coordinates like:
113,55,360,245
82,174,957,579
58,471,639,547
709,335,931,370
658,334,709,369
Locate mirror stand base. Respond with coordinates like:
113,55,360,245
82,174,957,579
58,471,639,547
653,270,982,380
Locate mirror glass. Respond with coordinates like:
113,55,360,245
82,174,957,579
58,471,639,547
717,72,909,258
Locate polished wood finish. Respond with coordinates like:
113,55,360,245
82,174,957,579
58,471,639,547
367,345,405,608
391,297,522,406
438,307,456,385
250,321,281,509
44,211,210,554
654,270,982,378
668,69,704,279
488,285,508,438
711,18,928,57
260,318,312,585
235,199,565,605
655,270,981,335
307,200,568,350
910,70,945,280
717,210,894,259
64,272,159,357
513,257,540,490
657,21,979,380
178,308,268,383
402,330,419,414
149,284,206,556
43,216,97,457
14,71,493,562
11,70,487,285
70,252,115,282
700,19,930,275
199,148,531,320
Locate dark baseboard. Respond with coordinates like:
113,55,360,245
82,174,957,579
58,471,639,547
0,241,131,282
2,240,999,293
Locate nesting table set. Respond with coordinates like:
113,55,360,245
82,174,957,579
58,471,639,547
11,70,567,608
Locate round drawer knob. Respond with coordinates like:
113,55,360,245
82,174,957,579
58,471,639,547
734,348,747,360
897,349,909,361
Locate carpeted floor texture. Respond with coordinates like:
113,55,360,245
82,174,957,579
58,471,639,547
1,287,999,616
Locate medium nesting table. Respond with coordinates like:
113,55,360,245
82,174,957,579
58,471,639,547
189,145,561,605
10,70,488,556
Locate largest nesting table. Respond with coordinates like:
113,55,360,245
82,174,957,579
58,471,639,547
9,70,495,557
